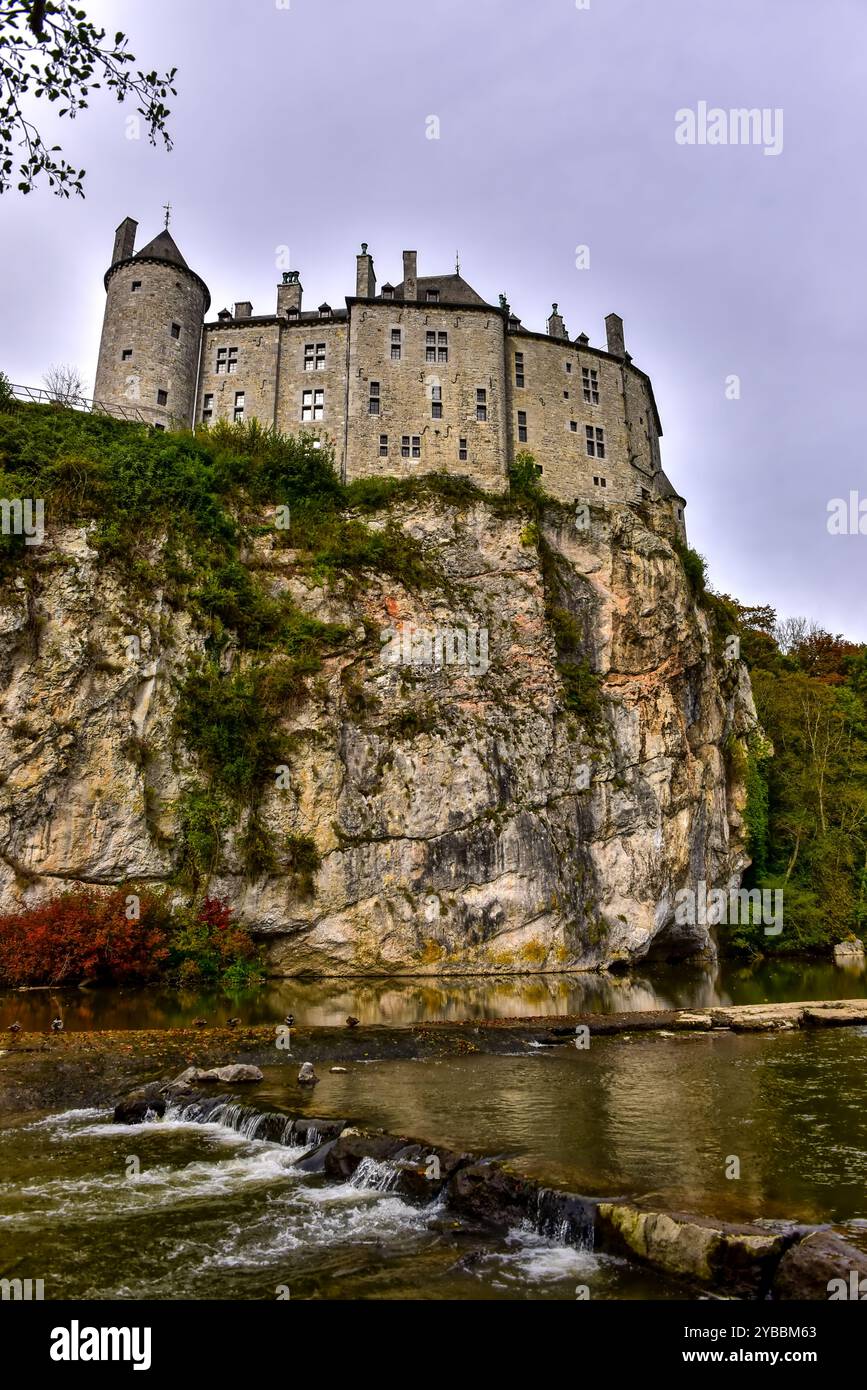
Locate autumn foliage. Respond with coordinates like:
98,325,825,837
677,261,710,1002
0,889,263,988
0,887,171,986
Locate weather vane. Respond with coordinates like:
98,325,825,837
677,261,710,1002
163,201,172,230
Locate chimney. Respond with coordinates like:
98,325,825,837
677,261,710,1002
112,217,137,267
277,271,302,316
402,250,418,301
234,301,253,320
547,302,568,340
605,313,625,357
356,243,376,298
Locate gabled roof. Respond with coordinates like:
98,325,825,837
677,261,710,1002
133,229,190,269
390,273,490,307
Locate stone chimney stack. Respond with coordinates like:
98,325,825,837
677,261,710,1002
547,302,568,340
277,271,302,316
112,216,137,267
402,250,418,301
356,243,376,298
605,313,626,357
234,301,253,320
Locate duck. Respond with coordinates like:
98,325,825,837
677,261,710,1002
283,1014,295,1028
226,1017,241,1029
8,1022,21,1034
346,1016,360,1029
193,1017,207,1028
51,1017,64,1032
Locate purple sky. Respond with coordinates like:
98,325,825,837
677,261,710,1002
3,0,865,638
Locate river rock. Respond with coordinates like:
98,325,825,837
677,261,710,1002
168,1064,263,1087
833,939,865,964
447,1159,538,1229
772,1231,867,1299
595,1202,791,1296
297,1062,318,1086
113,1083,167,1124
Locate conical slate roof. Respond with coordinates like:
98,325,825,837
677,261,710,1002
133,229,189,269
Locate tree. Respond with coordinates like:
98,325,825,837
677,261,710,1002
0,1,177,197
43,361,84,404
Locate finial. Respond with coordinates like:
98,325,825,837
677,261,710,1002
552,302,558,314
499,293,507,308
163,201,172,230
455,249,460,275
361,242,368,254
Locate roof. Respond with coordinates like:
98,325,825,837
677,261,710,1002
132,229,190,269
655,468,685,503
390,273,490,307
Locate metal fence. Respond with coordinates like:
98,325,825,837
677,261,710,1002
6,383,152,426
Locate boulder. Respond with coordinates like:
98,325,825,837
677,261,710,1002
772,1232,867,1299
595,1202,791,1297
113,1083,167,1124
447,1159,538,1229
833,939,865,964
297,1062,318,1086
168,1064,263,1087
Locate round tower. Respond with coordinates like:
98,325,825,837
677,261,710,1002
93,216,210,430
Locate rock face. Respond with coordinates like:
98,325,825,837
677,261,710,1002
0,496,757,975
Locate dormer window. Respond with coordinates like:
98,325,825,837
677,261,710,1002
319,303,332,319
382,284,395,300
287,306,300,320
426,288,440,303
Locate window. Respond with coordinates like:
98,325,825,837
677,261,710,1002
153,422,165,431
302,388,324,421
390,328,401,360
427,330,448,362
564,390,569,399
426,288,440,303
379,434,389,457
437,331,448,363
319,305,331,319
131,280,142,292
171,322,181,340
402,435,420,459
401,435,411,458
517,409,527,443
459,437,468,461
593,475,607,488
304,342,325,371
515,352,525,388
582,366,600,405
369,381,380,414
565,361,572,374
216,346,239,374
586,425,605,458
431,384,442,419
121,349,133,361
570,420,578,433
411,435,420,458
157,389,168,406
202,393,214,423
476,388,487,422
382,286,394,300
234,391,245,422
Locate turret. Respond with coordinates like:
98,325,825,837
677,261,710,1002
93,216,210,429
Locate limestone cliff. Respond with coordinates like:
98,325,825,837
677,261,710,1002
0,494,757,975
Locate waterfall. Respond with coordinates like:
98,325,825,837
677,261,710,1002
349,1156,403,1193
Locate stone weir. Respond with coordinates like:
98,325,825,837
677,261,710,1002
113,1080,867,1302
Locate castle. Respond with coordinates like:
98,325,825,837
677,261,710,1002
93,217,686,534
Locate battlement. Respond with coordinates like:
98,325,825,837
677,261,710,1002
92,221,686,536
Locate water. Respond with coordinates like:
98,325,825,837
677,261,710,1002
2,1026,866,1298
2,955,864,1032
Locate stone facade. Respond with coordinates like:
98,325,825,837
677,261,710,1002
93,219,687,535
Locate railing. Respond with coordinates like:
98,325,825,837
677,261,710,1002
6,383,153,426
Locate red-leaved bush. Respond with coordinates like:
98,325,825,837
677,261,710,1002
0,887,172,986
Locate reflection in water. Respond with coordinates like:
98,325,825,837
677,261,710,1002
1,955,864,1032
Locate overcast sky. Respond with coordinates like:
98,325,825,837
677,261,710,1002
2,0,865,638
